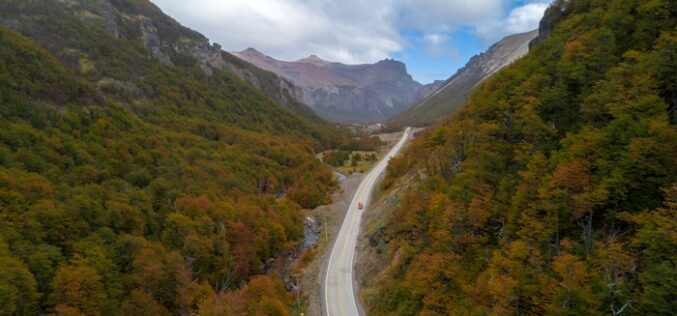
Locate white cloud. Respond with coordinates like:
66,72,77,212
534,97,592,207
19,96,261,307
424,34,446,45
421,33,459,60
151,0,402,64
503,2,550,33
398,0,503,30
476,1,550,42
150,0,550,64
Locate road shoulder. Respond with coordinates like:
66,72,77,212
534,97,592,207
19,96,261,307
302,173,363,316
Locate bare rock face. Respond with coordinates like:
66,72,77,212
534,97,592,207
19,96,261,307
530,0,568,49
416,80,447,100
233,49,423,123
138,16,173,65
79,0,120,38
0,0,315,119
387,30,539,129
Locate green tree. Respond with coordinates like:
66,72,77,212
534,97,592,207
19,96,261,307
0,238,39,316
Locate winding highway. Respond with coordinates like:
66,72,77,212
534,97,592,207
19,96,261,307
324,127,412,316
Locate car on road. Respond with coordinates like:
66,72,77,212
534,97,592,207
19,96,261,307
358,202,364,209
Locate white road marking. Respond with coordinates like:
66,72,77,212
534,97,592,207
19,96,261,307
324,127,411,316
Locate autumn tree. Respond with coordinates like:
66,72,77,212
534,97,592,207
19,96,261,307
48,265,107,316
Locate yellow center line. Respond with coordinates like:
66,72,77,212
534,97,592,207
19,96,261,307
326,128,410,316
337,202,353,316
338,232,346,316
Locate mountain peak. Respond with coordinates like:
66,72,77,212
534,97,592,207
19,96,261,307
236,50,422,123
298,54,328,65
239,47,265,56
374,58,408,74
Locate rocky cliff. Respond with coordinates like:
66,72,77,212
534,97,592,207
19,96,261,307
387,29,539,129
233,49,424,123
0,0,320,122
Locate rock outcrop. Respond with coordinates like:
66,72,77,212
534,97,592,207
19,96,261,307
0,0,317,120
233,49,423,123
387,30,539,129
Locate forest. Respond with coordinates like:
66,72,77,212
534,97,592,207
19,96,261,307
369,0,676,315
0,0,347,313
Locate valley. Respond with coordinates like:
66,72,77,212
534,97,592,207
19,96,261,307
0,0,675,315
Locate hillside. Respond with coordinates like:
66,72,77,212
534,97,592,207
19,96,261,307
0,0,345,314
0,0,330,128
387,30,538,130
233,48,423,123
364,0,677,314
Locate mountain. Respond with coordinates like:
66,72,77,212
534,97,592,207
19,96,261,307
0,0,346,314
220,51,325,124
4,0,327,125
415,79,447,100
387,30,538,129
233,48,423,123
361,0,676,314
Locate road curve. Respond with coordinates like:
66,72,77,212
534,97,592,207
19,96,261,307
324,127,412,316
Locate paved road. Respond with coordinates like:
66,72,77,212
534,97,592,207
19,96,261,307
324,127,412,316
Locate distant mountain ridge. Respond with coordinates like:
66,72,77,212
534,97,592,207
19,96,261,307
387,29,539,129
233,48,424,123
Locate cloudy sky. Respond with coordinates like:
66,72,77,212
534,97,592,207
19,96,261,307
150,0,552,83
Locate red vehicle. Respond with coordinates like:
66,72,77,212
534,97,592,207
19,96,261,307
358,202,364,209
